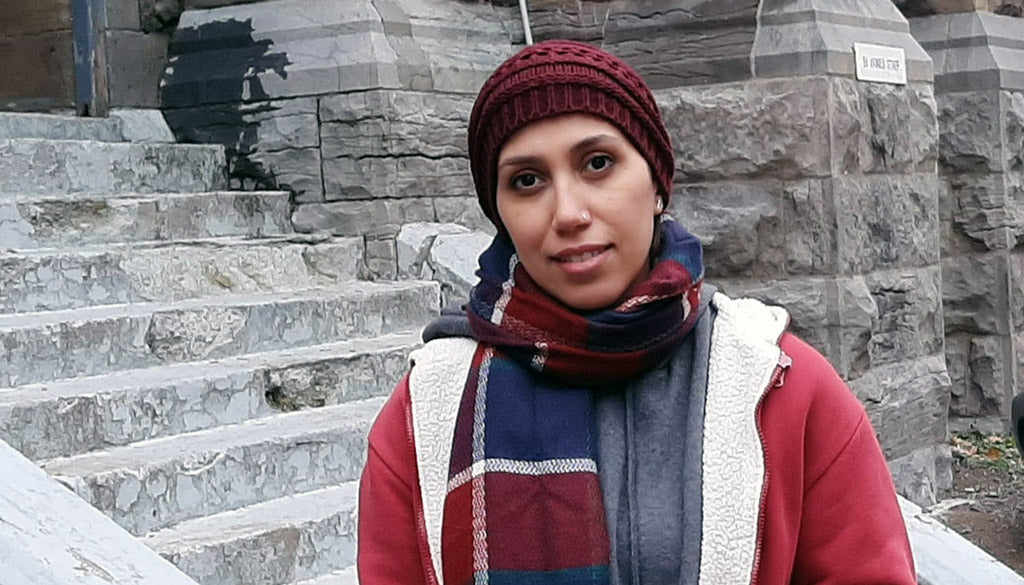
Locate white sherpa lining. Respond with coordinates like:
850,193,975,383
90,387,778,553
700,293,789,585
408,337,479,585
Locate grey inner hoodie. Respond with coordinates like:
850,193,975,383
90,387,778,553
422,287,715,585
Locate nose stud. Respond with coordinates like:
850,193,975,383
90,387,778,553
580,210,591,222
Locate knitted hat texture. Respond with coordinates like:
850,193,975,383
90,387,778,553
468,40,675,231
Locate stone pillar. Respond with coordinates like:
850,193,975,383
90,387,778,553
105,0,171,108
526,0,760,88
895,0,1024,17
161,0,511,278
910,12,1024,433
657,0,950,505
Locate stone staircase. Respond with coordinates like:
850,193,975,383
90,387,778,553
0,111,440,584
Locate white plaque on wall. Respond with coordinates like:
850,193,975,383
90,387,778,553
853,43,907,85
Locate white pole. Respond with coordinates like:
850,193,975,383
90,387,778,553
518,0,534,45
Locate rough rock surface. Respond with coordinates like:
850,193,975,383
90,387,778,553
661,63,948,503
913,12,1024,426
525,0,759,88
896,0,1024,16
397,222,491,306
0,441,198,585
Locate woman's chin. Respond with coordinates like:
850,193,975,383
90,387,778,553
550,287,628,312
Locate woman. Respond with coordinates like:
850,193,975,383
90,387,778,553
358,40,916,585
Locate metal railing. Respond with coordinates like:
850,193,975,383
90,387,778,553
519,0,533,45
71,0,109,116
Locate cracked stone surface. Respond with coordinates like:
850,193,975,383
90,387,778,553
918,12,1024,422
0,99,444,585
0,238,362,313
0,112,123,142
396,222,489,305
0,191,293,250
147,482,359,585
0,281,438,387
42,399,382,536
0,139,226,196
0,440,198,585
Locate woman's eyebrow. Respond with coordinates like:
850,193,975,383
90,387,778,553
498,134,622,170
570,134,619,156
498,154,540,169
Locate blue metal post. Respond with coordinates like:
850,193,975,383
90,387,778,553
72,0,109,117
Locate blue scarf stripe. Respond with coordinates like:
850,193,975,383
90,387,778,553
485,565,611,585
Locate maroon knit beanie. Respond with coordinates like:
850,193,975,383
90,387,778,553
468,40,675,231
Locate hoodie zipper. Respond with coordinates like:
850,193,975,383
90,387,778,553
749,351,792,585
405,395,441,585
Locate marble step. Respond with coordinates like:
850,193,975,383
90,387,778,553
0,280,439,387
0,111,124,142
0,331,419,460
292,567,358,585
0,138,226,196
0,441,200,585
148,482,359,585
0,191,292,249
0,236,363,313
41,398,383,536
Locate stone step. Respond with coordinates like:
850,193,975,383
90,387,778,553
41,398,383,537
0,331,419,460
147,482,359,585
0,112,124,142
293,567,358,585
0,280,439,387
0,191,293,249
0,138,226,196
0,236,363,313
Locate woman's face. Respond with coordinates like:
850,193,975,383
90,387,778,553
495,113,661,311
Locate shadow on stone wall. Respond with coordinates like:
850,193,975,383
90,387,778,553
161,18,290,191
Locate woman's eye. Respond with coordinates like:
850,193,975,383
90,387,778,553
511,173,540,190
586,154,613,172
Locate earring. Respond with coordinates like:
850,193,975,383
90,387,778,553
655,198,664,212
580,210,592,222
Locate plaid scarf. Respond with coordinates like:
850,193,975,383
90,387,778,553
440,218,704,585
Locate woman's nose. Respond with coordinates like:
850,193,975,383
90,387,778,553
551,177,591,231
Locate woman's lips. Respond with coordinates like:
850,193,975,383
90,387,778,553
552,245,611,274
561,249,603,263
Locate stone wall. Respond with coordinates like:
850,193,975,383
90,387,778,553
161,0,514,278
526,0,759,88
660,75,950,504
911,12,1024,432
645,0,950,505
1,1,76,111
106,0,174,108
895,0,1024,16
